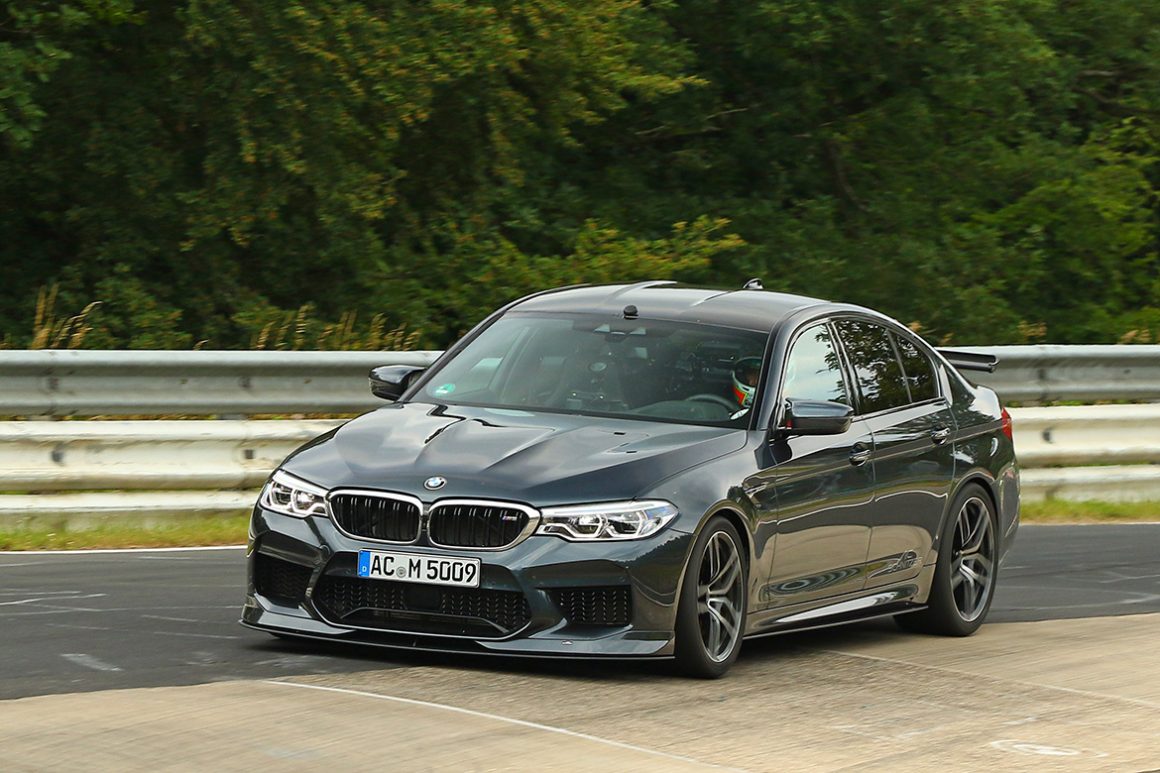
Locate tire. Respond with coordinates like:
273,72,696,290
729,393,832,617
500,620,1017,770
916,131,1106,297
674,516,748,678
898,483,998,636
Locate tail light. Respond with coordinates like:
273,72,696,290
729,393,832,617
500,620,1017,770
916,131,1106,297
1000,407,1013,442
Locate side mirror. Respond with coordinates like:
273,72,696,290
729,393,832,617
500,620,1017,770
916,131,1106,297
781,399,853,436
369,365,426,401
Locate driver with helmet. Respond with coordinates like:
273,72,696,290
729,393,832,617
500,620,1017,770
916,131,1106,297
730,356,762,416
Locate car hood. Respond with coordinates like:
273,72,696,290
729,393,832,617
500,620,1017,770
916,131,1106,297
282,401,745,505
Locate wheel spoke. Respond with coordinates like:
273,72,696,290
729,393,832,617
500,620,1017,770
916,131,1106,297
722,603,740,637
710,549,740,590
972,554,993,575
706,607,722,655
961,585,976,617
961,512,989,555
707,600,737,638
960,562,984,585
705,547,733,584
957,509,975,549
706,540,719,583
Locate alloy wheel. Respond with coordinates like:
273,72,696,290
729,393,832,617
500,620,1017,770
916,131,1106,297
697,530,744,662
951,496,995,622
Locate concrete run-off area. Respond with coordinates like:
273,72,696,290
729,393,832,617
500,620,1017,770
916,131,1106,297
0,613,1157,771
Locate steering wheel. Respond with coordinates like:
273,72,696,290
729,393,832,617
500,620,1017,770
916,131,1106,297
687,393,738,411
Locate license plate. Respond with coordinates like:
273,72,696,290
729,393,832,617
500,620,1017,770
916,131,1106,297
357,550,481,588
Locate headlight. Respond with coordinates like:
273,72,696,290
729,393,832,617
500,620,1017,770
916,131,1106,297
536,500,677,541
259,470,328,518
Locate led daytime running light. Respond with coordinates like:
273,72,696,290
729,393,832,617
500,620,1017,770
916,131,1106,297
260,470,328,518
536,500,677,541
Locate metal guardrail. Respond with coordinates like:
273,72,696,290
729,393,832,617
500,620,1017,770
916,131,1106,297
0,345,1158,525
0,349,441,416
3,407,1155,492
1,405,1157,527
0,345,1156,417
0,419,343,491
1012,404,1160,466
961,345,1160,403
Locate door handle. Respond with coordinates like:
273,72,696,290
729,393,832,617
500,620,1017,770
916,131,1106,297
849,444,871,467
930,427,951,445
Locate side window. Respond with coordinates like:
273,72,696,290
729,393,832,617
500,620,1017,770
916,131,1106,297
782,324,849,406
834,320,910,413
895,336,938,402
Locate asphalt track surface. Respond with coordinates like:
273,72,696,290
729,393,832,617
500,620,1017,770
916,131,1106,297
1,523,1158,701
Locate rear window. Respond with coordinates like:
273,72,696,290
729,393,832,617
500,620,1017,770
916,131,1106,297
895,336,938,402
834,320,909,414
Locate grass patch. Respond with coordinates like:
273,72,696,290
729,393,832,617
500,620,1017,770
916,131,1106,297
1021,499,1160,523
0,515,250,551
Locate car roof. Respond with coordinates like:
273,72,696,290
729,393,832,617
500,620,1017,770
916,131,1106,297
511,281,829,331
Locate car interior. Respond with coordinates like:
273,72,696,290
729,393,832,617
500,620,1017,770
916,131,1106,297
423,315,768,425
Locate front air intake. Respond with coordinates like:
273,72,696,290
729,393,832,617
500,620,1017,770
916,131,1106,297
313,575,532,637
551,586,632,626
254,554,313,603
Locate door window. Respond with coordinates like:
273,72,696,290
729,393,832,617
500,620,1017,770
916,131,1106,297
782,324,849,405
834,320,910,413
895,336,938,402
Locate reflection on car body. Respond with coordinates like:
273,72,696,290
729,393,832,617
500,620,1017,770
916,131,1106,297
242,280,1019,677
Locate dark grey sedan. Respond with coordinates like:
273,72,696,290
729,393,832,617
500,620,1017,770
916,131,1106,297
242,281,1019,677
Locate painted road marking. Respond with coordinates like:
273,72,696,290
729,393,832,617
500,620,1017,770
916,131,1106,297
264,680,746,771
990,739,1108,758
149,630,241,641
47,623,112,632
61,653,122,672
140,614,205,624
0,593,105,607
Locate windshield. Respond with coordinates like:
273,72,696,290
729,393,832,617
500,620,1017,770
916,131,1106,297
415,313,769,427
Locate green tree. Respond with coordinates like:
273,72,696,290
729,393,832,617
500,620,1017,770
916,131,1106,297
0,0,1157,349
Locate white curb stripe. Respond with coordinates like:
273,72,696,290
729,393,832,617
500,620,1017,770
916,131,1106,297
264,680,744,771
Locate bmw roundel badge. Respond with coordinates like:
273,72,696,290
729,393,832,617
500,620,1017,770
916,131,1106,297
424,476,447,491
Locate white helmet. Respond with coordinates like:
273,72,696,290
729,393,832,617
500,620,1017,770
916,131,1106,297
731,357,763,407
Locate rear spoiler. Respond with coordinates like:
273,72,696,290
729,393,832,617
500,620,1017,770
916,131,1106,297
937,348,997,373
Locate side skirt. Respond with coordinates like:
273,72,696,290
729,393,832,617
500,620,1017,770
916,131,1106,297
743,603,926,641
744,580,928,638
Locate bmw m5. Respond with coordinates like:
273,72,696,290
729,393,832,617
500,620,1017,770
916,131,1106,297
242,281,1019,677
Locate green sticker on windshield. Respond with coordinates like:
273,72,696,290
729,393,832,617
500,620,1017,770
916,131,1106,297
434,383,456,396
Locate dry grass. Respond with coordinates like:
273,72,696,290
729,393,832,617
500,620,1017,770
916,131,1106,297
249,304,420,351
9,285,422,352
27,284,101,349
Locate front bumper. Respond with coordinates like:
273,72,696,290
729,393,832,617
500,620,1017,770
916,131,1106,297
241,506,693,658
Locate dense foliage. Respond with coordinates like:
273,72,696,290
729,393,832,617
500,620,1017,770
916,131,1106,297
2,0,1158,348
